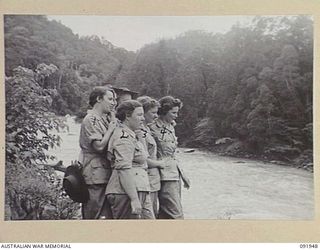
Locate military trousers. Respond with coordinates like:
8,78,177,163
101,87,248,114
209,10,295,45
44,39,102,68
158,180,184,219
107,192,155,219
81,184,112,219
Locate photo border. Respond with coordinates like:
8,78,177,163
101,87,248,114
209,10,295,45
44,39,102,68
1,0,319,242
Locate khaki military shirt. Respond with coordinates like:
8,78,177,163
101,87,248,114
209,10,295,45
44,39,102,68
149,119,180,181
79,110,111,185
106,124,151,194
140,125,161,192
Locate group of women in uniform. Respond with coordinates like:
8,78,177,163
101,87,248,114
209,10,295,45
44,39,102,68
79,86,190,219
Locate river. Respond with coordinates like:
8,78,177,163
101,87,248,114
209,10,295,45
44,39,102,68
49,116,314,220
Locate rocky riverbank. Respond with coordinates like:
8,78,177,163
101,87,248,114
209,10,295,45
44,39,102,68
195,138,314,173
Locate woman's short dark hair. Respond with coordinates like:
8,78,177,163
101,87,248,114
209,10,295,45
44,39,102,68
158,96,183,116
89,87,116,107
137,96,160,112
116,100,142,122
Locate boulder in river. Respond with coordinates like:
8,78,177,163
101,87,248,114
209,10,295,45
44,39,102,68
184,149,195,153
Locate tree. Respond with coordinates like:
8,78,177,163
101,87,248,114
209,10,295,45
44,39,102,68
5,65,79,220
5,15,134,117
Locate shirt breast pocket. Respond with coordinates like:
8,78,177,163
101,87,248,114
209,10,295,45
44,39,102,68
133,145,147,165
90,158,109,169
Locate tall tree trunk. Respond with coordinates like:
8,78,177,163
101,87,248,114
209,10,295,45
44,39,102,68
58,72,63,90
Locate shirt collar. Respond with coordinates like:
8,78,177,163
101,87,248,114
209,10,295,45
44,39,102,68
142,123,151,133
154,118,174,128
87,109,102,118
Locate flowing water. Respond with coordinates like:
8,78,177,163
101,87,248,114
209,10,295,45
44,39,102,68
49,116,314,220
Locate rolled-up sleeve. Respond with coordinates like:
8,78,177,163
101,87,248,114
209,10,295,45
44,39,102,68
113,138,134,170
82,117,103,144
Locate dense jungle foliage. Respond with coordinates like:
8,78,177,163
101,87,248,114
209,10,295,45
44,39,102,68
122,17,313,162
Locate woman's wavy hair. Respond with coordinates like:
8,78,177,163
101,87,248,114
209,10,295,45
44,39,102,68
137,96,160,112
89,86,116,107
116,100,142,122
157,96,183,116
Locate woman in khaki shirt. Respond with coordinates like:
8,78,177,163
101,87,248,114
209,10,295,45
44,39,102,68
149,96,190,219
79,86,117,219
106,100,155,219
137,96,169,218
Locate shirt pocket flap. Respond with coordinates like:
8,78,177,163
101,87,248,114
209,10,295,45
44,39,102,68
88,157,109,169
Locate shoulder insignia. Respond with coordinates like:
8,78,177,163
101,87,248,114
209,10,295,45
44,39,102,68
141,128,148,138
160,127,167,139
120,130,129,139
159,125,174,140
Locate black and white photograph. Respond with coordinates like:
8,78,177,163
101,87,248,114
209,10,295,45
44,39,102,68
4,14,314,222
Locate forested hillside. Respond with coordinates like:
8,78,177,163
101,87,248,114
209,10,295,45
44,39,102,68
5,15,313,162
122,16,313,163
5,15,135,116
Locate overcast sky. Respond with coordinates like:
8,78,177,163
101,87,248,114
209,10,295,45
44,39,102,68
48,15,255,51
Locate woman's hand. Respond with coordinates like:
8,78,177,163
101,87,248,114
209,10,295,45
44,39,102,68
110,111,117,122
135,129,143,140
157,158,170,169
108,120,117,132
131,199,142,215
179,165,191,190
182,175,191,189
108,112,117,131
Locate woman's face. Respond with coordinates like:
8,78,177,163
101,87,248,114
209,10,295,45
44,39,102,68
101,90,117,113
144,106,158,124
163,106,179,123
127,107,145,131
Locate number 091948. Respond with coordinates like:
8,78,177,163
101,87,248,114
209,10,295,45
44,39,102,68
300,244,318,248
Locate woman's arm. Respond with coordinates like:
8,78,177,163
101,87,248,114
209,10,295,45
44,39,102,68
118,169,142,215
113,137,142,215
92,120,117,152
146,158,167,169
